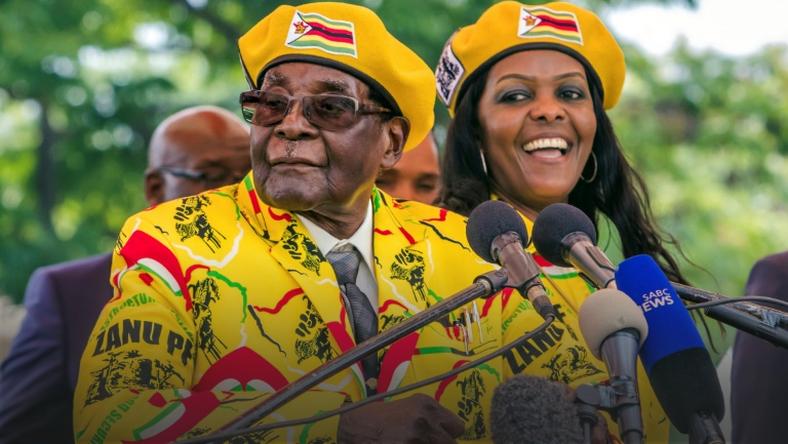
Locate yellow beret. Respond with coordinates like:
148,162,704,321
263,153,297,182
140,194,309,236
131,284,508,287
238,2,435,151
436,1,625,115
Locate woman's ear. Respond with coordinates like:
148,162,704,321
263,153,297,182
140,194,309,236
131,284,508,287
380,116,408,169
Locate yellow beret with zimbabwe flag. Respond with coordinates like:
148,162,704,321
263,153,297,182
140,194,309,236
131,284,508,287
238,2,435,151
436,1,626,116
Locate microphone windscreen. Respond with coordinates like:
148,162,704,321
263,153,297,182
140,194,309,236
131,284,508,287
490,375,583,444
578,288,648,360
532,203,597,267
466,200,528,263
615,254,723,433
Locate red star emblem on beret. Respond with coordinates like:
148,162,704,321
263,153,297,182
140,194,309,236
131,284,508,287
293,21,307,34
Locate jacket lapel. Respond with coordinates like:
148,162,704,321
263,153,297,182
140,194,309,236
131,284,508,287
240,182,435,396
371,190,430,318
371,190,437,392
238,175,356,355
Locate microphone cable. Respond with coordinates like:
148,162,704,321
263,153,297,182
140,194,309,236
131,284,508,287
176,314,556,444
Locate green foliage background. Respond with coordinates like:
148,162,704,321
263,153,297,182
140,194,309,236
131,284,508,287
1,0,786,333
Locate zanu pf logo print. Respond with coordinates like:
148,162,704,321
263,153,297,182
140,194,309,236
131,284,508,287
390,248,428,305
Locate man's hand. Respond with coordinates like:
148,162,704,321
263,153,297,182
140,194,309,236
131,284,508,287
338,393,465,443
591,411,611,444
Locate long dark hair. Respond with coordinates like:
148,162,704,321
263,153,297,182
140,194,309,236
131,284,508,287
441,63,690,285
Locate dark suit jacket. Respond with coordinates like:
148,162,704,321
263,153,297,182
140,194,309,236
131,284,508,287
731,251,788,444
0,253,112,444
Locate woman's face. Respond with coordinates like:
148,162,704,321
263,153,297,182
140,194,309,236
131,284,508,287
477,50,597,216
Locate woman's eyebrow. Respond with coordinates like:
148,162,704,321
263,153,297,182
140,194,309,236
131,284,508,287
495,71,586,84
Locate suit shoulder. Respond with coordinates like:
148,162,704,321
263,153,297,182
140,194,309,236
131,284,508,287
24,253,113,308
120,185,242,239
746,250,788,300
390,199,467,225
749,251,788,281
754,251,788,271
134,185,240,220
388,199,472,247
31,253,112,285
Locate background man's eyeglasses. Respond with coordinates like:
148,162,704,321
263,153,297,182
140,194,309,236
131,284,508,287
158,166,246,187
239,90,391,131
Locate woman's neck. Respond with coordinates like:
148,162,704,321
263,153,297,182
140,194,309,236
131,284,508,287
490,186,540,222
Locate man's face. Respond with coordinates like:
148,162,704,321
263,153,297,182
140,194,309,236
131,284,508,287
375,135,441,204
149,111,251,204
249,62,404,217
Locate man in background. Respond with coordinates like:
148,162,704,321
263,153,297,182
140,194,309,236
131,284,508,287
375,132,441,204
0,105,250,444
730,250,788,443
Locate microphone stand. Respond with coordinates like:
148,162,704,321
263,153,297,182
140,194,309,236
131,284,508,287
575,372,727,444
209,269,509,442
689,411,725,444
574,380,642,444
672,282,788,348
575,384,602,444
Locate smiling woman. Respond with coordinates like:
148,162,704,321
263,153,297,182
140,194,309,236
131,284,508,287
438,0,687,285
437,1,693,442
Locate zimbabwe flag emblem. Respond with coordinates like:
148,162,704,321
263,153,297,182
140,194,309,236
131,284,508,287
285,10,357,58
518,6,583,45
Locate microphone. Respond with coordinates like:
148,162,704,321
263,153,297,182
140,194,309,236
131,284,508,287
578,288,648,444
490,375,584,444
467,200,557,319
531,202,788,347
616,254,725,443
532,203,617,289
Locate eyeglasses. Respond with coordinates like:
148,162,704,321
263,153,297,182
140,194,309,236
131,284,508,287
158,166,247,188
239,90,392,131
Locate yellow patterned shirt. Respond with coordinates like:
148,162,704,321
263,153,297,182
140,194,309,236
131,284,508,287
73,175,668,443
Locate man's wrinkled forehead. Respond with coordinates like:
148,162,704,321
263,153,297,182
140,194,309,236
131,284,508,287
262,64,369,97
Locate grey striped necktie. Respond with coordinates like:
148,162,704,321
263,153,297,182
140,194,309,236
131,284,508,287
325,245,379,393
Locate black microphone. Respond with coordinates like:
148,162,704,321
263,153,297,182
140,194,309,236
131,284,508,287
532,204,788,347
490,375,584,444
467,200,557,319
578,288,648,444
532,203,616,289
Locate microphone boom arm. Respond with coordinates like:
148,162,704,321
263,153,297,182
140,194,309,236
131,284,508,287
210,269,509,441
672,282,788,348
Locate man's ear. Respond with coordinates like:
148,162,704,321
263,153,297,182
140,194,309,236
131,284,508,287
380,116,408,169
144,169,164,205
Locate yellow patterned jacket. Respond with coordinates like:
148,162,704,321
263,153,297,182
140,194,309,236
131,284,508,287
74,174,668,443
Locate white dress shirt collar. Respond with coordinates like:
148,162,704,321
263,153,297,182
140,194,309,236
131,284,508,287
296,201,374,273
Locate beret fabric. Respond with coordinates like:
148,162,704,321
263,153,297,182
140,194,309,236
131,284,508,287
239,2,435,151
436,1,625,115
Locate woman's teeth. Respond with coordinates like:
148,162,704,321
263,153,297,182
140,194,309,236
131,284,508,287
522,137,569,155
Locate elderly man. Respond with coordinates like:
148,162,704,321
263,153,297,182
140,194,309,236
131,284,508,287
375,132,441,204
73,3,505,443
0,105,250,444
